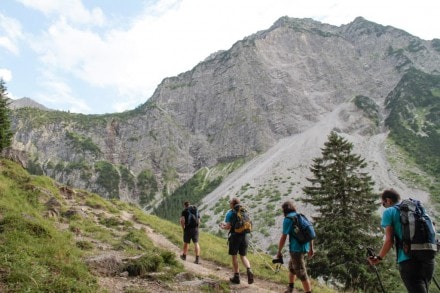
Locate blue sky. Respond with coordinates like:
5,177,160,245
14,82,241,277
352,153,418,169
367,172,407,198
1,0,439,114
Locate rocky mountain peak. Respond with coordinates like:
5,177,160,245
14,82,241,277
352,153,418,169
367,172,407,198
9,17,440,247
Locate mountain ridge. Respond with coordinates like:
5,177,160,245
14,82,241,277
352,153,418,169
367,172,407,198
7,16,440,252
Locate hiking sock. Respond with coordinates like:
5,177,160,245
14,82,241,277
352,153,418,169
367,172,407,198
180,254,186,261
230,273,240,284
246,268,254,284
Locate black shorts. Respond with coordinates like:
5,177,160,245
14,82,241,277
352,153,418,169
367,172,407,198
183,227,199,244
228,233,249,256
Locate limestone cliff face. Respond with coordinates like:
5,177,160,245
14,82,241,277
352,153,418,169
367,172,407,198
9,17,440,204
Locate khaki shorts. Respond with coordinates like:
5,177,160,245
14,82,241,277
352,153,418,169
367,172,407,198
288,252,309,281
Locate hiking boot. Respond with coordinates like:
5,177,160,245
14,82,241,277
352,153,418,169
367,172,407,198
230,274,240,284
194,256,200,264
284,286,294,293
247,268,254,284
180,254,186,261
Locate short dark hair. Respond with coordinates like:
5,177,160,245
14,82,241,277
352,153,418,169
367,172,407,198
183,201,190,208
381,189,400,203
281,201,296,216
230,197,240,206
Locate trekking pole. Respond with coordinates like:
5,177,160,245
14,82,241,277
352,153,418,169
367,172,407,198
248,240,280,273
433,276,440,291
366,247,386,293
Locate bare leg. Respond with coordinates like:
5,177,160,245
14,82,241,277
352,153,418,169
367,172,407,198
194,242,200,256
182,242,189,255
240,255,251,269
232,255,239,273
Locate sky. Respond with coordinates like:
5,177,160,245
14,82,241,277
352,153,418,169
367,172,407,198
0,0,439,114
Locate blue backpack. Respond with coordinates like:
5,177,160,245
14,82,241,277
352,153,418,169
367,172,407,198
394,198,437,260
287,213,316,244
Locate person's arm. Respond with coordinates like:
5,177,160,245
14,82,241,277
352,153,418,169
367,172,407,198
219,210,232,230
180,215,185,230
308,240,315,257
219,221,231,230
277,234,287,258
368,225,394,265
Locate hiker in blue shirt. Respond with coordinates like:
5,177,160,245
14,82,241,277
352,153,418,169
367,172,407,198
276,201,314,293
219,197,254,285
368,189,434,292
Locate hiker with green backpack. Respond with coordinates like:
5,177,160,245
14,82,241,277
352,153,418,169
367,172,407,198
275,200,314,293
180,201,201,264
368,189,436,293
219,197,254,285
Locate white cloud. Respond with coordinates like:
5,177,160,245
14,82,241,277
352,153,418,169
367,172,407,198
0,68,12,82
38,73,91,113
0,13,23,54
7,0,440,114
17,0,105,26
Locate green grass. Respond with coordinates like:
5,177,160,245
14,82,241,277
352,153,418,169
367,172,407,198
0,158,335,292
0,160,99,292
0,159,185,292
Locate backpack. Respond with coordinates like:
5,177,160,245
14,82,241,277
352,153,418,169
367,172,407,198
394,198,437,260
287,213,316,244
186,205,199,228
231,204,252,234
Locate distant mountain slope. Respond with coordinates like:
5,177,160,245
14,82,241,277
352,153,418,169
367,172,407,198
9,97,51,111
200,100,434,249
8,16,440,215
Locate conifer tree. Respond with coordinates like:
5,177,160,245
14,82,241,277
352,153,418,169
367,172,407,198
0,79,13,155
302,131,394,291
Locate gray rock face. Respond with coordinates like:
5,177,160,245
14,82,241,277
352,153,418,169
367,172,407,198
9,16,440,209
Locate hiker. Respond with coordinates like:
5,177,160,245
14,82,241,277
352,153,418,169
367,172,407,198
180,201,201,264
276,201,313,293
219,197,254,285
368,189,435,292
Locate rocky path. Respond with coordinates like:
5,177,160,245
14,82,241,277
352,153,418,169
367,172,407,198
93,210,289,292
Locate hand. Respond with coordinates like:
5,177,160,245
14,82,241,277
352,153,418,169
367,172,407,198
308,247,314,258
368,256,381,266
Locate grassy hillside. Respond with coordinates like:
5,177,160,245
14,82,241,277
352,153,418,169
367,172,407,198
385,68,440,198
0,158,335,292
153,159,246,221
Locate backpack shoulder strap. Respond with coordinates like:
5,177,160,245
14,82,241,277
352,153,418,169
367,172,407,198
285,214,298,233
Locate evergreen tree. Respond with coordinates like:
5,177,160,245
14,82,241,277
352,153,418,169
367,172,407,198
0,79,13,155
302,131,395,292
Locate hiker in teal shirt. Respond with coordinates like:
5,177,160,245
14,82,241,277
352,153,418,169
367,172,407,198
368,189,434,292
276,201,313,293
381,201,410,263
219,197,254,285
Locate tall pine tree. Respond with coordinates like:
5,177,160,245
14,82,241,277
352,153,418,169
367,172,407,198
0,79,13,155
302,131,395,292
